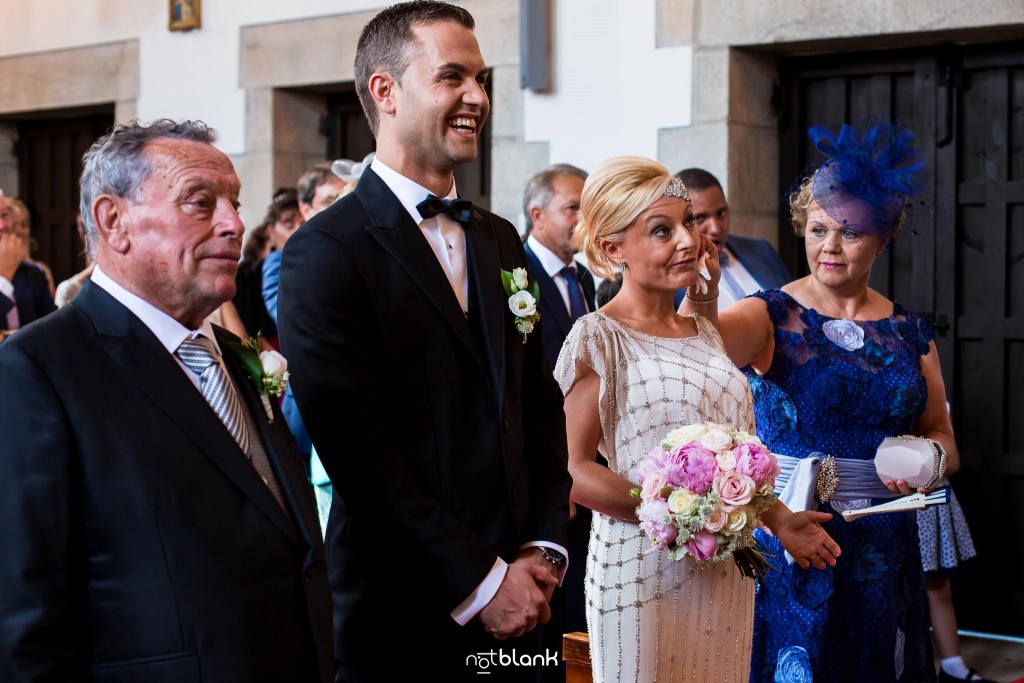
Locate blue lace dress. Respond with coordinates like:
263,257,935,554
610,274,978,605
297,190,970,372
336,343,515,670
745,290,936,683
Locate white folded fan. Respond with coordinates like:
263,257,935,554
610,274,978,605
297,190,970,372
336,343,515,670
841,487,950,521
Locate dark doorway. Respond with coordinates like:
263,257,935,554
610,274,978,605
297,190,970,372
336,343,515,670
323,82,492,210
13,109,114,284
778,42,1024,636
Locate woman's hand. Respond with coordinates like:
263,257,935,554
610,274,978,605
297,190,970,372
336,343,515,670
772,510,841,571
884,479,931,496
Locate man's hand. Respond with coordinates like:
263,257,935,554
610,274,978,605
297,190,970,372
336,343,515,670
478,558,557,641
0,233,25,282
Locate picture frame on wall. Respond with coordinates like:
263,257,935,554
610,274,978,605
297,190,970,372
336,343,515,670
169,0,201,32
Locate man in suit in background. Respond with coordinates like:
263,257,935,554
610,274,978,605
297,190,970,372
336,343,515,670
673,168,791,309
522,164,595,367
0,191,56,342
279,2,571,680
522,164,594,679
0,120,332,683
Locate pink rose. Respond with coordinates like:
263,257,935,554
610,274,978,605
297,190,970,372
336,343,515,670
665,443,718,494
636,446,668,486
715,450,737,471
687,530,720,561
713,470,756,511
638,499,677,548
699,428,733,452
703,507,728,533
641,472,669,501
734,443,781,486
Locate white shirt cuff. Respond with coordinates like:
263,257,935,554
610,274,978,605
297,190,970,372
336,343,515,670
519,541,570,585
450,557,507,626
0,276,14,300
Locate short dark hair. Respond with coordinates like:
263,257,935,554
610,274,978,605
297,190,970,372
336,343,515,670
522,164,588,233
266,187,299,225
354,1,475,135
79,119,217,257
674,168,723,194
595,272,623,308
297,163,337,206
242,222,271,265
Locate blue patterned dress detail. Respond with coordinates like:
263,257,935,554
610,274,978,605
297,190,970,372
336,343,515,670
745,290,936,683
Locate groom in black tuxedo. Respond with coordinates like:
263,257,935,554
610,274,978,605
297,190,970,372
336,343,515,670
278,2,571,681
0,120,333,682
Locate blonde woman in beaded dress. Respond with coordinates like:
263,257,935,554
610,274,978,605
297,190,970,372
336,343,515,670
555,157,840,683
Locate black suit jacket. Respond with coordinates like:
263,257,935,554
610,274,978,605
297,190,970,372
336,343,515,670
278,168,572,680
0,281,332,683
0,261,56,330
523,242,596,368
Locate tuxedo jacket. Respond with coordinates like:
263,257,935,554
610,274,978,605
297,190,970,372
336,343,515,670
0,261,56,329
278,168,572,679
728,234,791,291
0,281,333,683
523,243,597,368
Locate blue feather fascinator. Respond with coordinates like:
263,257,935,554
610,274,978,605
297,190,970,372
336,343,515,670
807,122,927,235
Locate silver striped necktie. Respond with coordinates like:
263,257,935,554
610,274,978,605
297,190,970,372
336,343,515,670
176,335,251,455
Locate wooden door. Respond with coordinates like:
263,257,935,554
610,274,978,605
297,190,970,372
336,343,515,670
16,112,113,283
779,42,1024,636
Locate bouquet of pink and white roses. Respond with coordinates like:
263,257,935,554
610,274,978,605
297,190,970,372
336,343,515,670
631,422,781,581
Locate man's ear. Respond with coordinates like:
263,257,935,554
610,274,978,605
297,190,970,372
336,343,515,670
529,206,544,231
93,195,131,255
368,73,397,117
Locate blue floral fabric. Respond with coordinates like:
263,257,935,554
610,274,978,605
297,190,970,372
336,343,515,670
746,290,936,683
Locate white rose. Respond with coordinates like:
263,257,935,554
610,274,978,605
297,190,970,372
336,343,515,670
511,267,530,291
733,431,762,446
663,424,707,449
508,290,537,317
260,350,288,378
699,428,733,453
667,488,700,515
721,507,748,536
715,450,737,471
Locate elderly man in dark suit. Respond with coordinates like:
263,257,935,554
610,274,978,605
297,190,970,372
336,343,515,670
0,120,333,683
278,2,571,681
673,168,791,309
0,192,55,342
521,163,595,679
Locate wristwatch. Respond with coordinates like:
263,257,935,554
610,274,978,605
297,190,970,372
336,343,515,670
538,547,566,569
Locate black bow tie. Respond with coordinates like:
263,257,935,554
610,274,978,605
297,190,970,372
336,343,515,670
417,194,474,224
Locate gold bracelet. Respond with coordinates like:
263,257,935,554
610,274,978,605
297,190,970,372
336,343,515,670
685,293,719,305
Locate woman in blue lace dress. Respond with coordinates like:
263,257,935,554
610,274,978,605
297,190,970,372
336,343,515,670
682,123,960,682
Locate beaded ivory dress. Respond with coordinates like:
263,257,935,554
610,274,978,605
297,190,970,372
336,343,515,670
555,313,756,683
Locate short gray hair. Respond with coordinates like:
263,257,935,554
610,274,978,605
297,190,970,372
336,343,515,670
79,119,217,257
522,163,588,233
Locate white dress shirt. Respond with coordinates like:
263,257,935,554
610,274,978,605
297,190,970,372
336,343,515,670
526,235,588,316
370,159,568,625
718,244,763,309
0,273,19,330
90,265,225,389
371,158,469,313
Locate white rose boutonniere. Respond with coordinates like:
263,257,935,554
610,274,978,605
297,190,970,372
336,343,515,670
223,334,290,422
501,267,541,344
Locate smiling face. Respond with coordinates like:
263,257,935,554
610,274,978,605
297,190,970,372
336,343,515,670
602,196,699,293
804,199,885,290
385,20,489,181
109,138,243,329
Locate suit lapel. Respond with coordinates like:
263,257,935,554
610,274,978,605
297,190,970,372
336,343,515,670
524,244,572,339
75,282,298,542
358,169,489,374
217,327,317,551
465,210,505,398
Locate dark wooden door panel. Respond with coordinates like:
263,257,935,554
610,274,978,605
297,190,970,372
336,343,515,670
780,42,1024,636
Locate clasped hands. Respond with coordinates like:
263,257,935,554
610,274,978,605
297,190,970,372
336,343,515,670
477,548,558,641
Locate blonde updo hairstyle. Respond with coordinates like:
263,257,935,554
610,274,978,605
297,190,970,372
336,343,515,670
575,156,685,279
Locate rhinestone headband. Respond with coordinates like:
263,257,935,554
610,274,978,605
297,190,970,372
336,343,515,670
664,177,690,202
